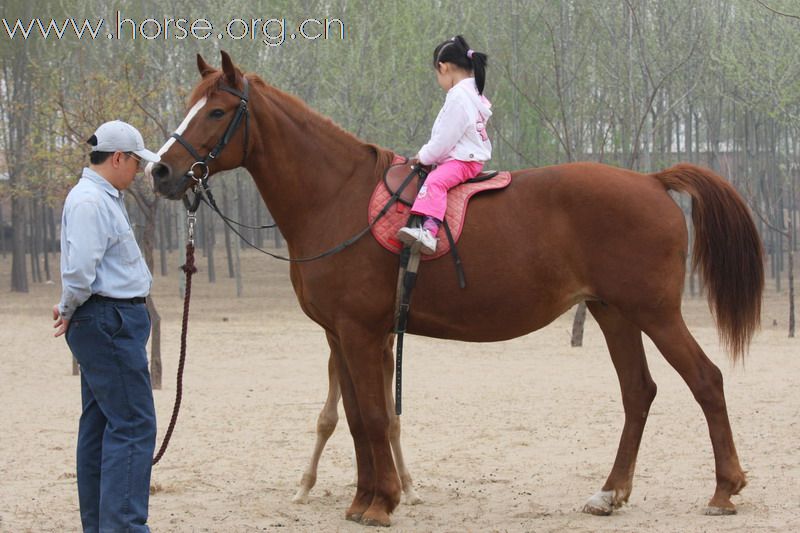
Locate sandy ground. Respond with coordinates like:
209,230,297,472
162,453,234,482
1,249,799,533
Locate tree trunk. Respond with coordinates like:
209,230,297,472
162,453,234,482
223,181,235,278
10,196,28,292
129,188,162,390
254,185,264,249
42,199,52,282
234,174,243,297
788,248,795,338
30,197,41,283
0,202,6,258
158,202,168,277
147,297,162,389
3,18,34,292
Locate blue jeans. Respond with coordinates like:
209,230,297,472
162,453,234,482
66,299,156,533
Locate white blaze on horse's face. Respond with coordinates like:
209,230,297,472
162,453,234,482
145,96,208,185
161,96,208,156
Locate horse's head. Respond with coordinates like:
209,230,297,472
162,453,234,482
148,51,251,200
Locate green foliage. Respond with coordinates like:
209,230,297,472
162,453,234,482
1,0,799,195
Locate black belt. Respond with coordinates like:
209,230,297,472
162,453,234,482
88,294,147,305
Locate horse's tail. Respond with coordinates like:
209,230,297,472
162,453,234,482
652,163,763,363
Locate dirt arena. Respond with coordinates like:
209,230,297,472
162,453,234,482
1,249,798,532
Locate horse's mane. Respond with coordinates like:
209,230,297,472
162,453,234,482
188,71,394,173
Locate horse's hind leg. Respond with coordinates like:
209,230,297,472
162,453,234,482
382,337,422,505
293,352,341,504
583,302,657,515
642,313,746,515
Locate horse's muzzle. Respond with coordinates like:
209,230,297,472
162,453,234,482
148,162,191,200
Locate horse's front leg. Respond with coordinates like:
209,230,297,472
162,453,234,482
337,325,401,526
326,331,378,522
293,352,340,504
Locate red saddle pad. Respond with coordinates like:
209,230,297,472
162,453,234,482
369,157,512,260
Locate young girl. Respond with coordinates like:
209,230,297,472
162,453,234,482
397,35,492,255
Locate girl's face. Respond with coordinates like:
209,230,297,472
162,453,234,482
435,61,470,92
435,62,453,91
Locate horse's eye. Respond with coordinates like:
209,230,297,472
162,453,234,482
209,109,225,119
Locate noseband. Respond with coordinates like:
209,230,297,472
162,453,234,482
171,77,250,191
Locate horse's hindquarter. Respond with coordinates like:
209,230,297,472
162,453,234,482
407,163,689,341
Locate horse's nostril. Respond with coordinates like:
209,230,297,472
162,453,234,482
151,163,171,182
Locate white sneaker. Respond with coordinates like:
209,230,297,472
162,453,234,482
397,226,437,255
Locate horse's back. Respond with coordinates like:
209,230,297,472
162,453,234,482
409,161,689,340
504,162,687,251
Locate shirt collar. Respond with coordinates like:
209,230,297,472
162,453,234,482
449,77,477,94
82,167,122,199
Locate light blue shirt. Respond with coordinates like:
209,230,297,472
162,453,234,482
58,167,152,320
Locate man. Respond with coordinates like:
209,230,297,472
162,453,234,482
52,120,160,532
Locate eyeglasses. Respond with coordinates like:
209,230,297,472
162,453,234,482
125,152,144,170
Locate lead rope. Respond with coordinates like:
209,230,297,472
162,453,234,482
153,209,197,465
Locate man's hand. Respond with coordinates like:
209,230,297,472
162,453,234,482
53,305,69,337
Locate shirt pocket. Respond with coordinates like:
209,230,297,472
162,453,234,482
110,230,142,264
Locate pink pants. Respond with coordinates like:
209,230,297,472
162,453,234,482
411,159,484,221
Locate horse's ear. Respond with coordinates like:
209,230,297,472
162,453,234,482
220,50,239,86
196,54,215,78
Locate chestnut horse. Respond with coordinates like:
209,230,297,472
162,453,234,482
149,52,763,526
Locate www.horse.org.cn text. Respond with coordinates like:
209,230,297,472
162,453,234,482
1,12,347,47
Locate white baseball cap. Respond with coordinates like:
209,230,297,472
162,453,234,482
91,120,160,163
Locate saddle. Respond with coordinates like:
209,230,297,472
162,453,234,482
369,156,512,261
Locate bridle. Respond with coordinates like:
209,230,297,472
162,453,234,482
171,77,250,211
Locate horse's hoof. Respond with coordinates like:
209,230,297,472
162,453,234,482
345,511,363,522
291,490,310,504
704,505,737,516
403,489,423,505
706,491,738,515
360,509,391,527
582,503,612,516
582,490,616,516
